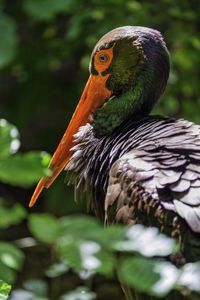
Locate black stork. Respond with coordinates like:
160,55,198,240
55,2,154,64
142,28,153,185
29,26,200,263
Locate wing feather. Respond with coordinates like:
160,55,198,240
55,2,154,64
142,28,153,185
105,149,200,234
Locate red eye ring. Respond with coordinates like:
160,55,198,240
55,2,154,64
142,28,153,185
94,47,113,73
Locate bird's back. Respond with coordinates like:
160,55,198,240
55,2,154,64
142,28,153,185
66,115,200,261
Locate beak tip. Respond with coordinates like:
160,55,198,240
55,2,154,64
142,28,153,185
29,178,46,208
28,202,34,208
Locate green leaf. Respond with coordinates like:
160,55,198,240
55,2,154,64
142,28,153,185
9,289,48,300
59,286,96,300
113,224,177,256
57,239,82,271
0,280,11,300
0,119,20,158
0,14,18,68
60,218,176,257
0,119,51,187
0,261,15,283
23,279,48,297
60,215,125,248
45,263,69,278
0,242,24,272
59,215,101,241
152,261,180,296
28,214,61,243
119,257,179,297
58,236,114,276
60,215,100,234
95,246,114,277
0,200,26,229
0,152,51,187
23,0,77,21
92,225,126,249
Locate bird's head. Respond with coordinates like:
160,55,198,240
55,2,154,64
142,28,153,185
89,26,170,135
29,26,170,207
91,26,169,98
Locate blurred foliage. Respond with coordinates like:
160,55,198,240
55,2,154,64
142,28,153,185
27,214,200,298
0,119,51,293
0,119,51,187
0,241,24,283
59,287,96,300
0,0,200,299
0,13,18,69
0,200,26,229
10,278,49,300
0,280,11,300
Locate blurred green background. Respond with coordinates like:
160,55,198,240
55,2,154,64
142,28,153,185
0,0,200,299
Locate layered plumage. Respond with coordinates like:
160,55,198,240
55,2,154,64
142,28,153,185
66,116,200,262
30,26,200,264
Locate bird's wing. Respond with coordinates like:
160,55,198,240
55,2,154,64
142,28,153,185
105,148,200,234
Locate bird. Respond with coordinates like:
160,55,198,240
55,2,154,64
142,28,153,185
29,26,200,265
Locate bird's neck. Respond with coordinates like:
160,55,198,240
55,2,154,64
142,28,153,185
92,74,151,136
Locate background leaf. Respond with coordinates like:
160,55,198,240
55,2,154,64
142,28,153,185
23,0,76,21
0,242,24,271
0,152,51,187
113,225,177,256
59,286,96,300
119,257,179,297
0,200,26,229
0,119,51,187
0,242,24,283
28,213,61,243
0,119,20,158
23,279,48,297
0,14,18,68
0,280,11,300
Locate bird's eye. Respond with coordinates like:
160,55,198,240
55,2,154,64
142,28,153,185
94,48,113,72
99,53,109,63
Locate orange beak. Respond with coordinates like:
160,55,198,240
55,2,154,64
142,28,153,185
29,74,112,207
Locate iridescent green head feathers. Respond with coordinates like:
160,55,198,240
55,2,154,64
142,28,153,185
90,26,170,136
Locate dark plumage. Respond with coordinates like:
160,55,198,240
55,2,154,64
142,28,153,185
66,115,200,262
30,26,200,265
